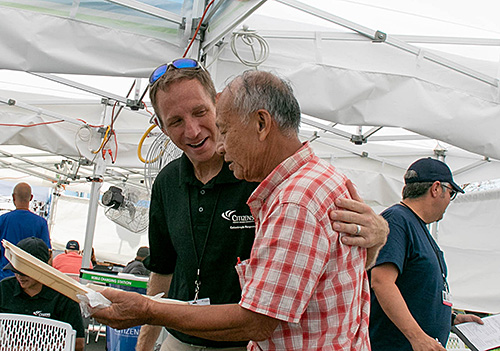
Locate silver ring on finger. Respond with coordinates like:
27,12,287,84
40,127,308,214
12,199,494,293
355,224,361,235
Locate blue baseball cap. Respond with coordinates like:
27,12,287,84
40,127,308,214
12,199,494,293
405,158,464,193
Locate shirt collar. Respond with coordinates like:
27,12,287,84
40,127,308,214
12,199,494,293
13,281,54,301
248,141,314,206
179,153,241,187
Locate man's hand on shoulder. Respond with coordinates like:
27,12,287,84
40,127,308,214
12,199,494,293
330,180,388,248
329,180,389,268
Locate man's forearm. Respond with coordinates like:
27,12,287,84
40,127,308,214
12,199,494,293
371,268,433,348
136,273,172,350
373,282,424,342
145,302,277,342
146,272,172,296
93,288,279,343
136,325,163,351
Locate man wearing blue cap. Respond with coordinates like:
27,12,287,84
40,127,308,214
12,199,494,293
369,158,482,351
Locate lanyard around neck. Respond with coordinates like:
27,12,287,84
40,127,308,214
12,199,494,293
399,202,449,292
187,185,221,302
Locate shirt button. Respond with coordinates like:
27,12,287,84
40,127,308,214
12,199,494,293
200,190,205,195
199,207,204,212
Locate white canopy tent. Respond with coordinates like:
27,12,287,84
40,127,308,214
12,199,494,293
0,0,500,312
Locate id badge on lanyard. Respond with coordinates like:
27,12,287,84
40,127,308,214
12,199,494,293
442,279,453,307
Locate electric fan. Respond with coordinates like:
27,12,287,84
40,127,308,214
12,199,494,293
101,183,150,233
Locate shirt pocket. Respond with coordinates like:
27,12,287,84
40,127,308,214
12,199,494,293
235,259,249,289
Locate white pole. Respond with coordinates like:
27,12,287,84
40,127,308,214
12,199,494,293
47,184,62,234
81,160,106,269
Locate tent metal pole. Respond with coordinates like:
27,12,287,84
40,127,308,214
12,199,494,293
81,103,111,270
0,150,75,179
0,159,59,183
311,136,406,170
454,158,491,176
81,161,106,269
0,96,84,126
275,0,498,87
301,116,352,139
202,0,268,52
257,30,500,47
29,73,140,107
47,185,63,234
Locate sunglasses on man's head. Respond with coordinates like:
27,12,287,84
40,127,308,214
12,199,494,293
149,58,204,86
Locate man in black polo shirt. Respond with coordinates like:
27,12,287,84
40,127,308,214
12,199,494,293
0,237,85,351
136,59,389,351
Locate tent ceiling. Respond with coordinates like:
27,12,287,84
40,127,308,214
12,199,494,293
1,0,499,183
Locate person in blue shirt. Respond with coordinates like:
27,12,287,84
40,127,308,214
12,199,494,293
370,158,482,351
0,182,51,281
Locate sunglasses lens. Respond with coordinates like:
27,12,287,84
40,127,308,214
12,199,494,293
171,58,199,69
150,64,168,85
149,59,201,86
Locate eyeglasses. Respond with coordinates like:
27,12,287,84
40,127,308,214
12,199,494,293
441,184,457,201
149,58,204,86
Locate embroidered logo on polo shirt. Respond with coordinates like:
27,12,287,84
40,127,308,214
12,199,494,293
222,210,255,230
33,310,51,318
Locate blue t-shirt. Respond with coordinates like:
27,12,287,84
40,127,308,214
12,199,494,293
369,203,452,350
0,210,51,280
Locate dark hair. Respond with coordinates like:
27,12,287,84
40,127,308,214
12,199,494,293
226,70,301,136
149,67,216,128
402,170,432,199
136,246,150,258
402,182,434,199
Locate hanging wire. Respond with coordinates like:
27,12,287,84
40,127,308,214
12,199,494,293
231,26,269,68
183,0,215,58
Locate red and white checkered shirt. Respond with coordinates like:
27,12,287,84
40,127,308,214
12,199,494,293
236,142,370,351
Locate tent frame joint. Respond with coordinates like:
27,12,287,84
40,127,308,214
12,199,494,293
373,30,387,42
350,134,367,145
192,17,208,41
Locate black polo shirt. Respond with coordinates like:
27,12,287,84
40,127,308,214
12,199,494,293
148,154,258,348
0,276,85,337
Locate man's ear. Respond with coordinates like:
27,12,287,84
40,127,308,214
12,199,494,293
430,181,441,198
255,109,272,141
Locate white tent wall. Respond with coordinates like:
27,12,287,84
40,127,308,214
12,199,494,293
440,189,500,313
51,194,149,265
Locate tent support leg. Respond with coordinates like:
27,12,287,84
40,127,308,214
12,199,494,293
81,160,106,270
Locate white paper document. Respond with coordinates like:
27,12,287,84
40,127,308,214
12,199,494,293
452,314,500,351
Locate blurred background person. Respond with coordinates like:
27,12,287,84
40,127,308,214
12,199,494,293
122,246,150,276
52,240,91,275
0,182,50,281
0,237,85,351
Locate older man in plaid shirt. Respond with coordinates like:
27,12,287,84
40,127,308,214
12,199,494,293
224,71,370,350
93,70,373,350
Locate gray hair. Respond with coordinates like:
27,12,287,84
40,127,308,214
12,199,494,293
226,70,301,136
